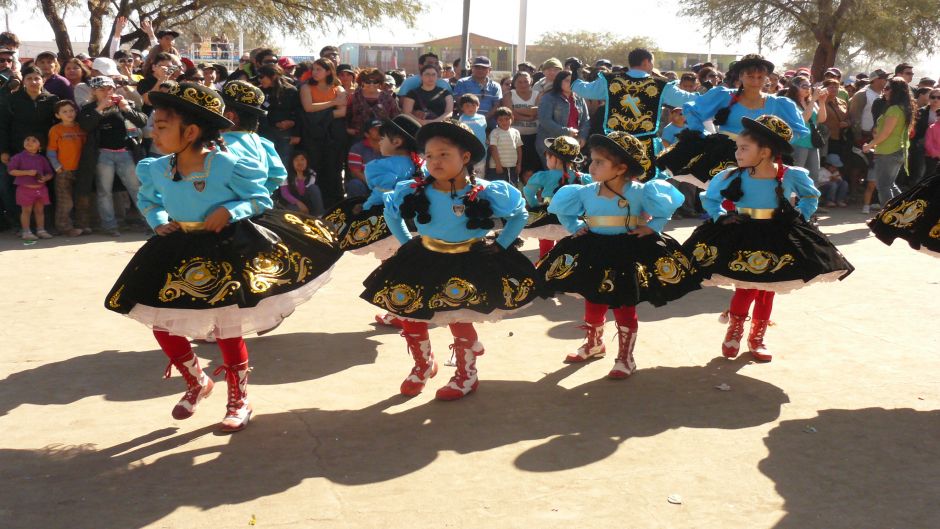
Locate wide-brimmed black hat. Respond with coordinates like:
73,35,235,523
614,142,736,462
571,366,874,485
741,115,794,154
156,29,180,39
380,114,421,151
149,81,233,130
587,131,651,177
221,80,266,116
731,53,775,75
417,119,486,165
543,135,584,164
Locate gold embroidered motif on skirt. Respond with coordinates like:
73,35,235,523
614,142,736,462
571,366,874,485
879,199,927,228
635,263,651,288
373,283,424,314
243,242,312,294
501,277,534,308
526,208,548,225
108,284,125,309
929,218,940,238
343,214,387,248
655,256,686,285
159,258,240,305
323,209,347,231
709,160,735,177
545,254,578,280
728,250,794,274
599,269,615,293
693,243,719,267
284,213,337,245
429,277,485,308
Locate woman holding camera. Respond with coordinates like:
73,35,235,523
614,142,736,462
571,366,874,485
77,76,148,236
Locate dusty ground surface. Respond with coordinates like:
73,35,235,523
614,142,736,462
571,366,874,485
1,209,938,529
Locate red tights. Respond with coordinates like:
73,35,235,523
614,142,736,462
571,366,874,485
399,320,478,342
729,288,775,320
153,330,249,366
538,239,555,259
583,301,638,330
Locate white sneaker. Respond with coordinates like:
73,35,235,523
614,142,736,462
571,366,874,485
861,205,871,214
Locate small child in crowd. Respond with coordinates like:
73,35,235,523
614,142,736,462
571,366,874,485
47,99,89,237
7,134,55,240
487,106,523,187
818,154,849,207
457,94,488,176
278,151,325,216
661,107,687,148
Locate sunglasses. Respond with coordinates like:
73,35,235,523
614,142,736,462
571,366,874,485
118,59,134,64
930,96,940,100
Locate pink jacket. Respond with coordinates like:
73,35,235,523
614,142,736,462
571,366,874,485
925,121,940,158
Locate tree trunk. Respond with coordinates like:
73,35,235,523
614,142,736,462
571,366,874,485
86,0,110,57
39,0,73,62
810,36,838,81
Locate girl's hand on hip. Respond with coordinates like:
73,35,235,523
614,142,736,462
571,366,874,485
203,207,232,232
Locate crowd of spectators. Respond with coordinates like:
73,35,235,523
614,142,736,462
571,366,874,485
0,23,935,241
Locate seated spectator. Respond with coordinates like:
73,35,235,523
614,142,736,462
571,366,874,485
399,52,452,96
819,154,849,207
34,51,73,101
401,64,453,125
346,119,385,198
345,67,399,137
278,151,325,216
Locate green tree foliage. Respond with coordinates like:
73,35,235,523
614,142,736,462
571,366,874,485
18,0,423,58
680,0,940,80
529,31,657,67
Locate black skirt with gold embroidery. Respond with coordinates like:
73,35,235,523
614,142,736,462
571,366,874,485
520,205,571,241
683,216,854,293
657,132,737,184
323,196,398,259
104,210,343,339
536,231,702,307
868,173,940,257
360,237,540,324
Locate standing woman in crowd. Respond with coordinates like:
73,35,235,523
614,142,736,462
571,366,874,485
684,116,853,363
861,77,915,214
63,58,92,106
256,64,301,169
300,58,347,207
822,79,850,158
401,64,453,125
345,67,400,138
503,71,541,180
0,66,59,171
659,55,809,188
536,71,589,167
784,75,827,182
909,86,940,184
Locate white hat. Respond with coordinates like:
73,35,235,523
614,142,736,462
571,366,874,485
91,57,121,76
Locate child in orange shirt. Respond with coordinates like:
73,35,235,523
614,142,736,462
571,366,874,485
47,100,89,236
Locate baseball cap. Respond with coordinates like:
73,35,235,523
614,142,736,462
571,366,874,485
336,63,354,74
870,68,889,79
91,57,121,76
471,56,491,68
36,50,57,60
825,67,842,78
541,58,563,70
277,56,296,69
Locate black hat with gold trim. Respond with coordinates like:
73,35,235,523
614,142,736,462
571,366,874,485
416,119,486,165
221,80,267,116
741,115,794,154
588,131,651,178
379,114,421,151
543,135,584,164
149,81,233,130
731,53,775,75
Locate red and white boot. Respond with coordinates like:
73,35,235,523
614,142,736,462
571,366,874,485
375,313,404,329
214,361,253,433
720,311,748,359
565,323,606,363
400,330,438,396
747,318,773,362
435,337,483,401
607,325,638,379
165,351,214,420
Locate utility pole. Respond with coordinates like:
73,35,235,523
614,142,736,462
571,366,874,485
460,0,471,76
517,0,527,65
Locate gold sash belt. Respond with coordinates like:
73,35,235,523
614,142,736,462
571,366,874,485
583,215,647,228
420,236,482,254
736,207,775,220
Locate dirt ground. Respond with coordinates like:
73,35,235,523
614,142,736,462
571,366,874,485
1,209,938,529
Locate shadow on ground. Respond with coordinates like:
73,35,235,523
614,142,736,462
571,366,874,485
0,357,788,529
760,407,940,529
0,331,382,417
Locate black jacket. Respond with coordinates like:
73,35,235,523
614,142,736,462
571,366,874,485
0,88,59,155
913,106,939,141
259,81,302,140
75,101,148,193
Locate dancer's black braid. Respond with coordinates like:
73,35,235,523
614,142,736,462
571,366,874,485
719,167,746,202
400,174,434,224
713,86,743,126
463,168,495,230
